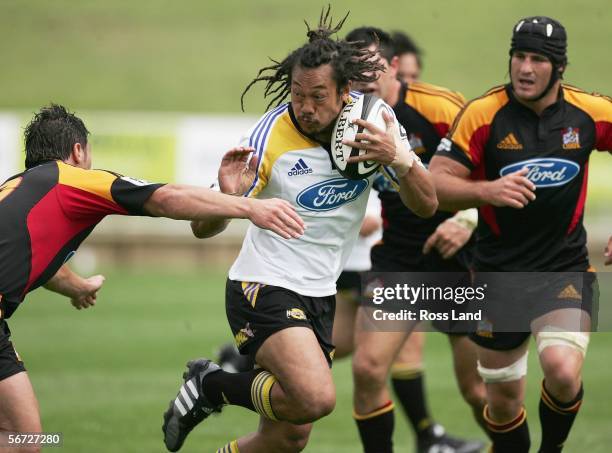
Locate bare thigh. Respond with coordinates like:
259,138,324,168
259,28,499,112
0,372,42,452
255,326,335,423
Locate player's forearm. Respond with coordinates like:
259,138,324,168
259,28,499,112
44,265,85,298
145,184,253,221
432,172,490,211
397,164,438,218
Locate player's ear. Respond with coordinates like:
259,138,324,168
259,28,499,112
389,56,400,75
341,82,351,103
69,142,86,167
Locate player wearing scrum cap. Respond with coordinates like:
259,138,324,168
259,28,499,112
430,16,612,452
161,8,436,453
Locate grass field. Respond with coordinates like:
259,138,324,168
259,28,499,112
10,266,612,452
0,0,611,113
1,2,611,451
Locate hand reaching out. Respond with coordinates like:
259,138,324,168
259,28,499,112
218,147,258,196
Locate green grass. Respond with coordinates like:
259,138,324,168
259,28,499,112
0,0,610,113
1,3,611,447
9,266,612,452
1,0,611,205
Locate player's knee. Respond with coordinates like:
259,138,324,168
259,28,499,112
541,356,581,395
352,353,387,389
299,389,336,421
459,379,486,410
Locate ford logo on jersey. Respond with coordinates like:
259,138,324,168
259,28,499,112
499,158,580,188
297,178,369,211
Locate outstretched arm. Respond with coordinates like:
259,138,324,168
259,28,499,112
144,184,304,240
44,265,105,310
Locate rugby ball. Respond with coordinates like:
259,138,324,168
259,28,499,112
331,93,390,179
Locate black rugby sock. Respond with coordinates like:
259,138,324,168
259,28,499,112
484,405,530,453
538,380,583,453
390,366,434,440
354,401,395,453
202,369,279,420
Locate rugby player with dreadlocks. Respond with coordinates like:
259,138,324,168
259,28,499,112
161,7,437,453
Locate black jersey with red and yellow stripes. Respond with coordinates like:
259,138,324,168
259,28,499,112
436,84,612,271
373,81,466,254
0,160,163,318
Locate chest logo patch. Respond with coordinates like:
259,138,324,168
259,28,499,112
497,133,523,150
500,158,580,188
562,127,581,150
296,178,369,211
288,158,314,176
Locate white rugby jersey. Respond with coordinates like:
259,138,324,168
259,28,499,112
229,96,404,296
343,190,382,272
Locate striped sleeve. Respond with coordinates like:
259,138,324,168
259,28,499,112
435,86,508,173
57,162,163,219
405,82,466,138
563,86,612,152
244,104,289,198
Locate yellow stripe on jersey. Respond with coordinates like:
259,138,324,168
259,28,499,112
449,87,509,164
405,85,464,135
57,161,116,203
0,177,23,203
249,111,318,198
563,84,612,123
407,81,466,108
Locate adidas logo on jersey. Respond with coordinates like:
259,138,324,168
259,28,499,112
288,159,313,176
497,133,523,150
557,284,582,300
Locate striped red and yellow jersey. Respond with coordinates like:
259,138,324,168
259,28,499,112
0,160,163,318
436,84,612,271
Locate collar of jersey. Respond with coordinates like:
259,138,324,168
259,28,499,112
506,83,566,119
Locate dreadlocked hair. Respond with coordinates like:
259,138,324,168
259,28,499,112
240,5,385,111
